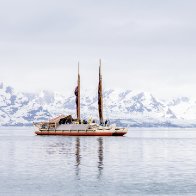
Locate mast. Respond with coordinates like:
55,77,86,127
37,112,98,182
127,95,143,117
98,59,104,124
75,62,80,121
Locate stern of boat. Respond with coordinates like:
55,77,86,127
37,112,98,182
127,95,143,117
112,127,128,136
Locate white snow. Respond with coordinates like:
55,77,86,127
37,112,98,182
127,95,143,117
0,81,196,127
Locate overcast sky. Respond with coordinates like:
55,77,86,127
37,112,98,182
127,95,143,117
0,0,196,98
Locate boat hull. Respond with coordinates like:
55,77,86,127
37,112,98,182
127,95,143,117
35,130,127,136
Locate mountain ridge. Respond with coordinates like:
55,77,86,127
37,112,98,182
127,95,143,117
0,82,196,127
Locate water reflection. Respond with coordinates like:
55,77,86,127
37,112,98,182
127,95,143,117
97,137,104,179
3,128,196,195
74,137,104,179
75,137,81,178
45,137,104,179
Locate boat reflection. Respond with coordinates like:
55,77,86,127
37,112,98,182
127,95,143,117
97,137,104,179
74,137,104,179
45,137,104,179
75,137,81,178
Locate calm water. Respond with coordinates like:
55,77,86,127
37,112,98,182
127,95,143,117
1,127,196,195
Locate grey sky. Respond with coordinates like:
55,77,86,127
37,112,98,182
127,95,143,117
0,0,196,98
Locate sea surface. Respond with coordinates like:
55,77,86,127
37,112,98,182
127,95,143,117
1,127,196,196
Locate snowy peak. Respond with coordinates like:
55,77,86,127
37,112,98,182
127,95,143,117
169,97,190,106
0,82,196,127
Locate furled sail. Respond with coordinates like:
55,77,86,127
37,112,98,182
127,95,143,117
75,62,80,121
98,59,104,124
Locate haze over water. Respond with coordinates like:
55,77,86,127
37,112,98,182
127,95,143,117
1,127,196,195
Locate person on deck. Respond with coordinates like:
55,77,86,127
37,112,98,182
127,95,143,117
105,120,108,126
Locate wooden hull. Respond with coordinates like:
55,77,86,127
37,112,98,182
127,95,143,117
35,130,127,136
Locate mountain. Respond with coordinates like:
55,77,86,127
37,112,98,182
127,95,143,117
0,82,196,127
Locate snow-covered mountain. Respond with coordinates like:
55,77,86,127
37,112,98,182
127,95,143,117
1,81,196,127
